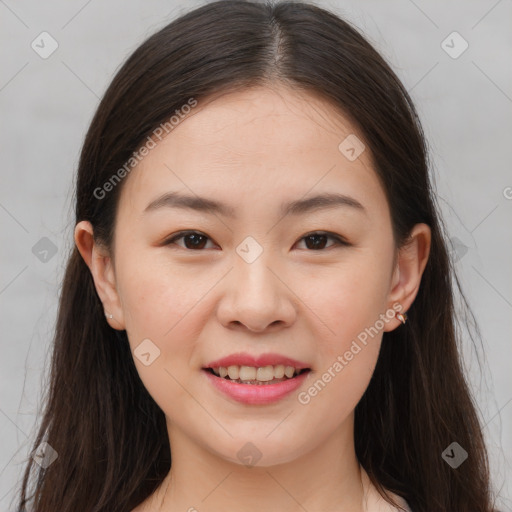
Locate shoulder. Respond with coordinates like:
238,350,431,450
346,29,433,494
376,491,412,512
361,467,412,511
371,491,412,512
390,493,412,512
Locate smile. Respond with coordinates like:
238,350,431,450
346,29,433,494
207,364,308,384
202,366,311,404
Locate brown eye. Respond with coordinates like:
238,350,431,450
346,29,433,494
164,231,215,250
296,232,349,251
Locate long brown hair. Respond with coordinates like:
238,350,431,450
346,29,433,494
14,1,497,510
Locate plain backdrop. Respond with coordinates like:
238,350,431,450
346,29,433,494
1,0,511,510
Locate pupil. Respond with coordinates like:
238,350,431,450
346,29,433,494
306,234,327,250
185,234,206,249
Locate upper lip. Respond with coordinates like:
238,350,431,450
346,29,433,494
204,352,310,370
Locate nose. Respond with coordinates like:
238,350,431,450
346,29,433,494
216,250,297,333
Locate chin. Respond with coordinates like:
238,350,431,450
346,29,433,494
211,436,308,469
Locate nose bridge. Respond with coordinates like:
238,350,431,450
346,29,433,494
217,234,295,331
233,234,279,302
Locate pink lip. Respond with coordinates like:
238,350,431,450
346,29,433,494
204,352,310,370
203,368,310,405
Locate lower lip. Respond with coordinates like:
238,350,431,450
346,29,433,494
203,369,310,405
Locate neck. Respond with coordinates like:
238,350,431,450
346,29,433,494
147,414,369,512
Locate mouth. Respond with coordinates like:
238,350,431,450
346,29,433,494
202,353,312,404
202,365,311,385
202,364,311,405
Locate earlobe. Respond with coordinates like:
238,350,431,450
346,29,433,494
384,223,431,331
74,221,125,330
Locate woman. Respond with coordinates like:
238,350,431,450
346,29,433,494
15,1,498,511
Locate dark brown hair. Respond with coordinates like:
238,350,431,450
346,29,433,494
14,1,497,511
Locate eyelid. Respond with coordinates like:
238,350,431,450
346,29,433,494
301,230,350,244
162,230,218,248
297,231,351,249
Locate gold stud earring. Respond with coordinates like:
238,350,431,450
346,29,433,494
396,311,408,325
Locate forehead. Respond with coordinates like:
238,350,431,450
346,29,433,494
165,85,362,156
119,85,388,220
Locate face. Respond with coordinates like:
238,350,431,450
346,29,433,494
97,85,406,466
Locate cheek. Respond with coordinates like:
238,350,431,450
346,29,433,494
299,255,391,350
296,287,383,433
293,257,390,410
113,252,213,394
116,247,214,341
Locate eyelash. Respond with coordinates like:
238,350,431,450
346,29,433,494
162,230,351,251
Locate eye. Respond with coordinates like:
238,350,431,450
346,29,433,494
295,231,350,251
162,230,350,251
163,230,217,250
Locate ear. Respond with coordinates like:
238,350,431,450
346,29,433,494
384,223,431,332
74,220,125,330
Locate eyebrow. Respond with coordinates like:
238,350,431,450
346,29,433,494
144,191,367,218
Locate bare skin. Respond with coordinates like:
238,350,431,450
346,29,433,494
75,85,429,511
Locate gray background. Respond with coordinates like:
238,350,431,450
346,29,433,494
1,0,511,510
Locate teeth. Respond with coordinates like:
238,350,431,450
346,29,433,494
210,364,304,382
284,366,295,378
256,365,274,381
274,365,285,379
239,366,257,380
227,365,239,380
